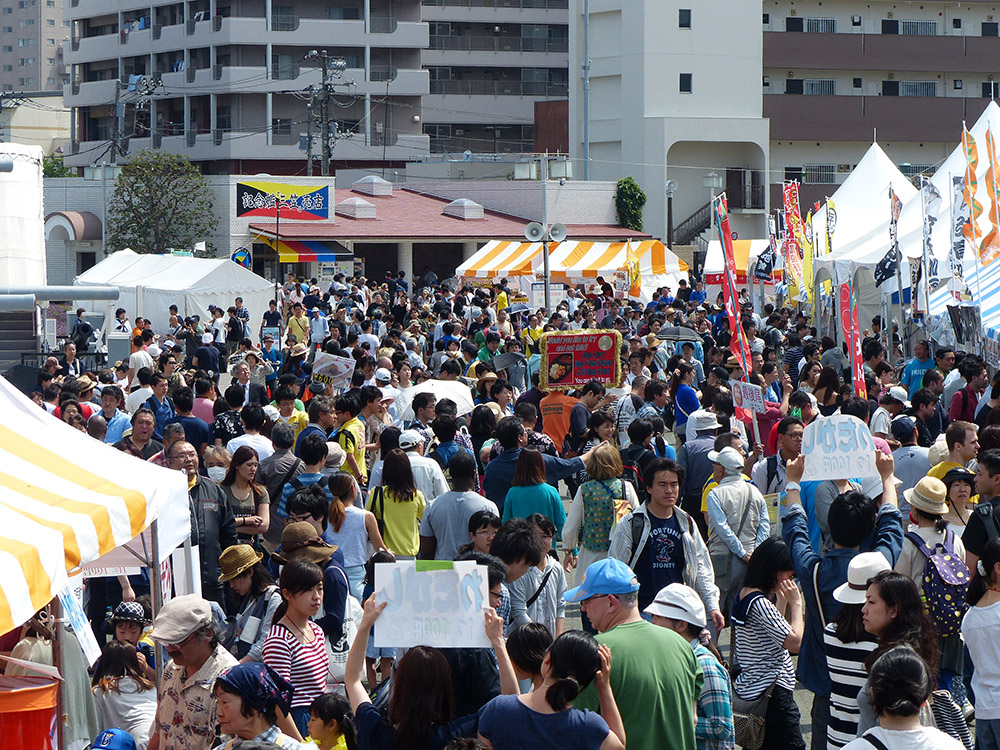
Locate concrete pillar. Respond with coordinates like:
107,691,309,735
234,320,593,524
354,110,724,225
397,241,413,287
463,241,478,260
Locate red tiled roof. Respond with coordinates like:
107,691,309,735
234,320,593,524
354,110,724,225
248,187,650,241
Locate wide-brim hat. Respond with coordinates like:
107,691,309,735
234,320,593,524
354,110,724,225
76,375,97,392
218,544,263,582
289,343,309,358
689,409,721,433
271,521,337,565
904,476,948,515
833,552,891,604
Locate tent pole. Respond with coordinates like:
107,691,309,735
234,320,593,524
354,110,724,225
50,597,66,750
150,519,163,697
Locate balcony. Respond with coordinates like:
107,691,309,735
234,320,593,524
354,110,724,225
271,14,299,32
763,31,1000,74
763,94,990,142
65,77,118,104
422,0,568,7
428,34,567,52
70,33,120,63
429,79,567,96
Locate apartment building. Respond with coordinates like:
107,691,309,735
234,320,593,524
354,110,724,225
765,1,1000,212
0,0,67,92
569,1,770,248
62,0,431,171
420,0,568,154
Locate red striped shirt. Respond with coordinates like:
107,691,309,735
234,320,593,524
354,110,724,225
261,621,328,708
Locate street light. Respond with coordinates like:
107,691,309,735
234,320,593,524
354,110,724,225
664,179,678,249
516,155,571,313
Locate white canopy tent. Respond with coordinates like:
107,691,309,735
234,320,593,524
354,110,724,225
75,250,276,332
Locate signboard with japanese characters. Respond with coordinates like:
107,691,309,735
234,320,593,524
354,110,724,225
801,414,879,482
732,380,766,414
539,330,622,391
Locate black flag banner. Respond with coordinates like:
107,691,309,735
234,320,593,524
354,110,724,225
874,246,898,288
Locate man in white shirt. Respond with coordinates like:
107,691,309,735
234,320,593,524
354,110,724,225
369,429,449,503
125,367,155,414
226,403,274,460
870,386,909,441
127,336,154,388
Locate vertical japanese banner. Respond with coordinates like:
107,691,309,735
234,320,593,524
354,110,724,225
982,127,1000,266
782,183,806,295
714,193,755,429
949,174,971,301
841,280,866,399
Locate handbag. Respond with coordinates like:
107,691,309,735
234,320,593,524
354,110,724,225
710,484,754,592
326,592,363,688
731,686,773,750
370,486,386,538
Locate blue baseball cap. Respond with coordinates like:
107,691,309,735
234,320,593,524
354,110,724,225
564,558,640,603
92,729,137,750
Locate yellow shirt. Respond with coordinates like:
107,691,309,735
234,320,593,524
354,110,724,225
287,315,310,345
927,461,963,481
337,416,367,482
368,487,425,557
497,289,509,311
277,409,309,438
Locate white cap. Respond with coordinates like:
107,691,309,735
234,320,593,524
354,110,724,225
202,332,213,344
399,429,424,450
147,344,161,358
375,367,392,383
643,583,707,628
707,446,744,474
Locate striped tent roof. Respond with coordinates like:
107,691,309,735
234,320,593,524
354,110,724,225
457,240,550,279
546,240,687,283
0,377,190,635
928,259,1000,342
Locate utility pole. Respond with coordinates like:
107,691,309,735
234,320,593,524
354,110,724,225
318,53,330,177
305,49,351,178
306,95,314,176
110,80,122,164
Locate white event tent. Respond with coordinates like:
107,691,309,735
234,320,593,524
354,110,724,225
75,249,276,331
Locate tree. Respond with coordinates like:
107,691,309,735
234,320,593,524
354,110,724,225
615,176,647,233
43,154,75,178
106,149,217,254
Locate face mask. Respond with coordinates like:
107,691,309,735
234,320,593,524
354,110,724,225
207,466,227,482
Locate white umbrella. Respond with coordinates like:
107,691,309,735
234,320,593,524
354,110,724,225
395,379,476,420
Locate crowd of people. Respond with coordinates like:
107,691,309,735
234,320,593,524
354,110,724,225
10,269,1000,750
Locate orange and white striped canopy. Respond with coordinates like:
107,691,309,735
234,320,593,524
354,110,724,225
0,377,190,635
546,240,687,283
457,240,551,280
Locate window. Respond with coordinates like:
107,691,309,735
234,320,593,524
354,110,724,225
46,76,54,84
900,80,936,96
983,82,1000,98
852,15,862,27
803,165,836,184
327,5,360,19
0,65,9,71
806,18,836,33
2,45,11,52
46,0,54,5
784,167,804,182
271,118,291,136
853,77,863,88
984,22,999,37
786,17,803,32
762,13,769,24
46,56,53,63
678,9,691,28
902,20,936,35
1,7,10,13
882,80,899,96
955,79,963,90
679,72,692,93
18,18,34,27
953,18,962,29
804,78,835,95
762,75,770,87
46,18,53,26
18,38,35,46
1,25,9,32
882,19,899,34
46,38,54,44
785,78,804,94
216,105,231,130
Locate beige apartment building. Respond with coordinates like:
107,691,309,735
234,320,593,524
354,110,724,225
0,0,67,92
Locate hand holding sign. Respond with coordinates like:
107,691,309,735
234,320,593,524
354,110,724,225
800,414,880,482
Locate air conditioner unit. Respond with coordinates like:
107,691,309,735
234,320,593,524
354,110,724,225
837,164,852,172
454,128,464,135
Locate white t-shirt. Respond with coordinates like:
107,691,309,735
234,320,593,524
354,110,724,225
842,726,964,750
129,348,154,374
125,386,153,414
870,406,892,437
961,599,1000,720
227,433,275,461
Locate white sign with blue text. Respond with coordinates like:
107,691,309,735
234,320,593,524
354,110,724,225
373,560,489,649
801,414,879,482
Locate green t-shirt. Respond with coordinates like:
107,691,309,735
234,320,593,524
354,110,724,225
574,620,703,750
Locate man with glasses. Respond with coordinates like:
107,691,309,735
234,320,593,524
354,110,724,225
566,557,703,750
166,440,237,608
751,415,803,497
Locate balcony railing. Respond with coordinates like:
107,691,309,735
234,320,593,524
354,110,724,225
271,62,300,80
429,35,567,52
429,79,568,96
370,16,397,33
423,0,567,7
728,183,766,211
271,15,299,31
370,65,397,82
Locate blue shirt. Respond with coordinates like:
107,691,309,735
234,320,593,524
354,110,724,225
479,694,610,750
635,510,685,610
164,414,212,450
100,409,131,444
780,502,903,695
143,395,175,441
901,356,933,399
293,423,329,457
482,448,583,516
690,289,708,304
277,471,333,518
674,384,700,428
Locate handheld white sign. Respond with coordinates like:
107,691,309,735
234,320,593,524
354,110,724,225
801,414,879,482
732,380,766,414
373,560,489,649
311,352,356,390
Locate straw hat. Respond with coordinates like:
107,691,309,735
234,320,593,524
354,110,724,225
218,544,263,582
76,375,97,392
904,476,948,515
289,343,309,358
271,521,337,566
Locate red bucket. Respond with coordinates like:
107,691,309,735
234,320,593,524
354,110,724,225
0,675,58,750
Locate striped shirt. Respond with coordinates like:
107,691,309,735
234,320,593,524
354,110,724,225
732,593,796,700
261,622,329,709
824,622,877,749
691,640,735,750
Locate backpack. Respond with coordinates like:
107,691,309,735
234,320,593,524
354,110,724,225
621,462,648,504
904,529,970,636
765,455,780,494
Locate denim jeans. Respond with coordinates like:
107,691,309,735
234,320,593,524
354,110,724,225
763,685,806,750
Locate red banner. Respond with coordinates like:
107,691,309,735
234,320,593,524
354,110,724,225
714,194,755,427
840,281,867,399
539,330,623,391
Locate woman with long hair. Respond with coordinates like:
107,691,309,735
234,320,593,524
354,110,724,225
670,362,699,441
942,468,975,535
502,448,565,542
563,443,639,578
798,361,822,394
962,538,1000,750
843,647,966,750
469,405,499,471
576,412,617,484
368,448,425,559
262,560,330,737
478,631,626,750
326,472,386,599
857,571,942,736
218,544,282,663
219,445,270,542
813,366,842,417
345,596,518,750
731,537,806,750
826,553,889,749
91,640,157,750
